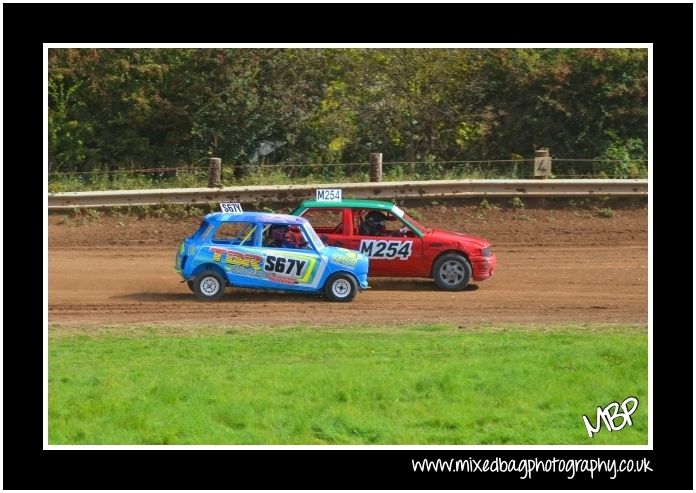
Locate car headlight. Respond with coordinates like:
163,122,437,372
481,247,491,257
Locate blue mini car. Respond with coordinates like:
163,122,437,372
175,210,369,302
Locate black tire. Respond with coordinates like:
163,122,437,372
193,270,226,301
432,254,472,291
324,273,358,302
186,280,195,292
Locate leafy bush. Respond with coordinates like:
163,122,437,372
597,135,647,178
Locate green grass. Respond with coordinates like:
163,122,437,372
48,324,647,445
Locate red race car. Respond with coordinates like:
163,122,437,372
291,197,496,291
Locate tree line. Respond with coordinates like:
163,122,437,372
48,48,647,175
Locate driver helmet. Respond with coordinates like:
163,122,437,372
285,225,303,247
270,224,289,243
363,211,388,236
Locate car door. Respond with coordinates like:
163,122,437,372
256,223,326,292
346,209,423,276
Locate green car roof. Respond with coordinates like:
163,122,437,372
291,198,424,237
293,198,396,211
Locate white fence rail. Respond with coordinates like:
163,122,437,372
48,179,648,210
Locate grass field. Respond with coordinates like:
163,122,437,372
48,324,648,445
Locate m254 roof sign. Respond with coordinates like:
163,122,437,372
315,189,342,202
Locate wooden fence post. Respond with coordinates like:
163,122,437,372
208,157,222,187
369,153,383,182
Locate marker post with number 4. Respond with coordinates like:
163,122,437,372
534,148,551,178
315,189,342,202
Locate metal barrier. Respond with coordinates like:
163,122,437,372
48,179,648,210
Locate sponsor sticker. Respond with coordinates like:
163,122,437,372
209,247,262,271
331,253,358,268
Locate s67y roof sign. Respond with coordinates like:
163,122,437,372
220,203,243,213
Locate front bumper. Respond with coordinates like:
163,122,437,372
471,254,497,281
358,272,369,290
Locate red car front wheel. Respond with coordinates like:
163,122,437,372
432,254,472,291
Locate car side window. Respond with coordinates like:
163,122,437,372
194,221,214,242
262,223,311,250
212,222,256,246
355,210,415,237
300,209,343,235
356,209,390,236
391,221,416,238
354,210,368,235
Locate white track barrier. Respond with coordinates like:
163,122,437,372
48,179,647,210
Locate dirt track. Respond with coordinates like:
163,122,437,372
48,201,648,328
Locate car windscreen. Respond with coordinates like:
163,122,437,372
401,212,427,234
303,224,324,249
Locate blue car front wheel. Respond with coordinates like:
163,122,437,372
193,270,226,301
324,273,358,302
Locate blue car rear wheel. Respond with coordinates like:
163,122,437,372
193,270,226,301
